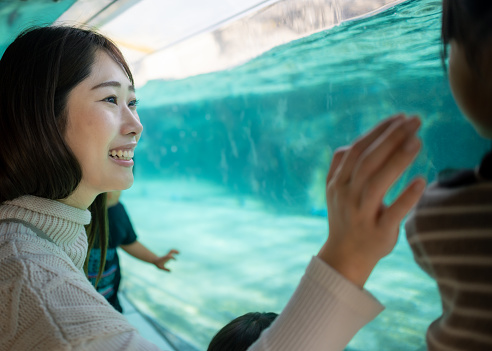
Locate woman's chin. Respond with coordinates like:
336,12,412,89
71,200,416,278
107,176,134,192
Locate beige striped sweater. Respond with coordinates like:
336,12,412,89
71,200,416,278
405,151,492,351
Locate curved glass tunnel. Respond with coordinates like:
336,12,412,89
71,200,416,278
1,0,490,350
121,1,489,349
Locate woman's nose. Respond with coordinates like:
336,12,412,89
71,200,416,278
122,108,143,137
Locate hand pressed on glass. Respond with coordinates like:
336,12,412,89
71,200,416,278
318,114,426,288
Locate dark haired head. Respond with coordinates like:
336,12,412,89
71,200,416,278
0,25,133,280
0,25,133,202
441,0,492,68
208,312,278,351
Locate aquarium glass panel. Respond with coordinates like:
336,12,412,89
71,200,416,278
116,0,490,350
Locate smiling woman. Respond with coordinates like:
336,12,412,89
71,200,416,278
0,26,157,350
0,25,424,351
63,50,143,210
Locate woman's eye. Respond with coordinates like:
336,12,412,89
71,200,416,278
103,96,117,104
129,99,139,108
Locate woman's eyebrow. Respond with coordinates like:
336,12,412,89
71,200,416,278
91,81,135,92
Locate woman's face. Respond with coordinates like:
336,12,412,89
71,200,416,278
63,50,143,209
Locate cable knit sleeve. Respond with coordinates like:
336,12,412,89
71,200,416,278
248,256,384,351
0,236,162,351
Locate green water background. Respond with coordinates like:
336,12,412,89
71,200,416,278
97,0,492,349
121,0,490,349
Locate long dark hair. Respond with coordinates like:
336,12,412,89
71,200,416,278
441,0,492,67
0,26,134,283
208,312,278,351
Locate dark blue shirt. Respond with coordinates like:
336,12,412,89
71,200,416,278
88,202,137,312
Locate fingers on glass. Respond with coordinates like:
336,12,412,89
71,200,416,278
358,134,422,210
333,114,407,185
380,178,426,229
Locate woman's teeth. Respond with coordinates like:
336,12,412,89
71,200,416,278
109,149,134,160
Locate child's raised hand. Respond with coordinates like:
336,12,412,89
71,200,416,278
318,114,426,288
153,249,180,272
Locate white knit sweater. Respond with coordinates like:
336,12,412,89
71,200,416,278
0,196,160,351
0,196,383,351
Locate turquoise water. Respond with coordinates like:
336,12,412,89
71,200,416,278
0,1,76,54
119,0,490,350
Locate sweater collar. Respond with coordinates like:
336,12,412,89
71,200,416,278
0,195,91,245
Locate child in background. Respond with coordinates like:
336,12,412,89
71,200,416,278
88,190,179,312
208,312,278,351
405,1,492,350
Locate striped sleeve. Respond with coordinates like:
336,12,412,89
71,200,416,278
405,181,492,351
